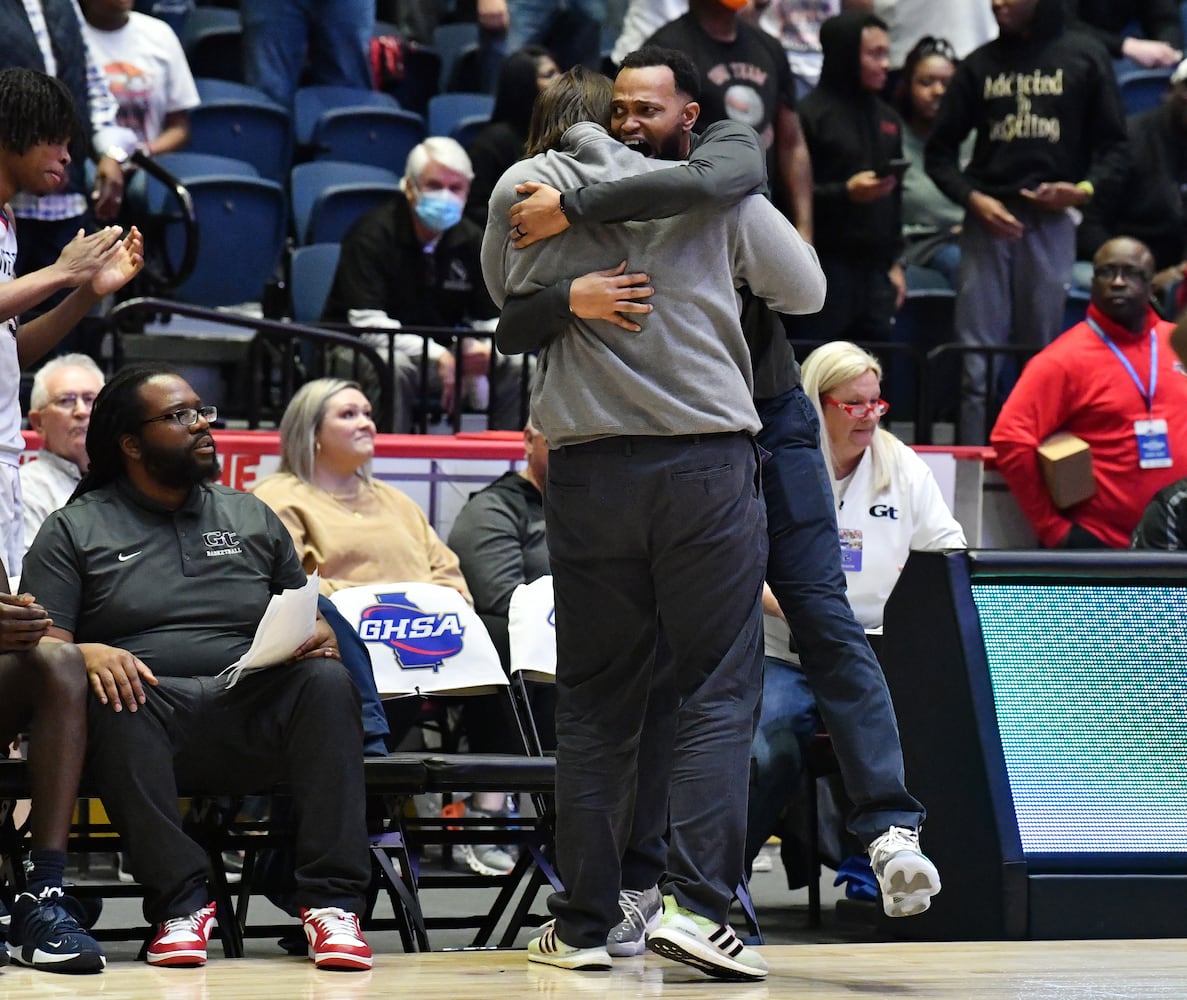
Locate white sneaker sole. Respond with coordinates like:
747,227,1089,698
8,942,106,973
878,855,942,917
528,947,612,971
146,947,208,966
647,928,767,981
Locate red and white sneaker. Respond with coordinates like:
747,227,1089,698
147,901,217,967
300,907,372,970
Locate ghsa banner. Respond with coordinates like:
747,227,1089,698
330,582,504,697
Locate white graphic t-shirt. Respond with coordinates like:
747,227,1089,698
83,10,199,146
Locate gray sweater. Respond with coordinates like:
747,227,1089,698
481,123,826,447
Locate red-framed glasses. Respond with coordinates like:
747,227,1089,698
823,396,889,420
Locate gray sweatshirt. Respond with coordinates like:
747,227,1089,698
481,122,826,447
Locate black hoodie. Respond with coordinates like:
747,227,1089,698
925,0,1128,207
797,11,904,265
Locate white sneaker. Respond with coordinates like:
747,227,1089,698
646,895,767,980
606,886,662,957
528,923,611,971
460,843,517,876
867,826,942,917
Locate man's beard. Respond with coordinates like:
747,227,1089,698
140,437,220,489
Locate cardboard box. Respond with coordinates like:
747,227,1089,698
1038,432,1096,509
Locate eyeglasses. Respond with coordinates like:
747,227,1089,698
1092,264,1152,284
48,392,98,411
823,396,889,420
141,406,217,427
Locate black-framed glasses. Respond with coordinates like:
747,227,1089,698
47,392,98,411
823,396,890,420
141,406,217,427
1092,264,1151,284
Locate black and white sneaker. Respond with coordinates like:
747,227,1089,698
7,887,106,974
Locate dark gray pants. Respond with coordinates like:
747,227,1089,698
955,205,1075,443
85,661,370,924
544,432,767,947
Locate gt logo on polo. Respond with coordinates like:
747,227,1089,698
203,530,242,557
358,592,464,672
869,504,899,520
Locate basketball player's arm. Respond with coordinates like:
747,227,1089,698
508,120,767,245
15,227,144,367
0,553,52,652
0,224,126,326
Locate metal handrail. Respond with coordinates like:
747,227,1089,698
106,297,395,431
128,151,198,292
923,343,1043,445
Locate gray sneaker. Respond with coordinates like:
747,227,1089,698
867,826,942,917
459,843,517,876
606,885,662,957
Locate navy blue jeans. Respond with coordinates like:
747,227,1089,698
753,386,924,848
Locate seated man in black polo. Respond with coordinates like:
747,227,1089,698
21,365,373,971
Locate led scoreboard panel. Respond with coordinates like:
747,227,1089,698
879,551,1187,940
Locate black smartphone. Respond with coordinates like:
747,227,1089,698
879,158,911,179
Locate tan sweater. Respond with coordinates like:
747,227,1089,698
252,472,471,601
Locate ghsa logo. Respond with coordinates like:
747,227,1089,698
356,591,462,669
358,592,465,672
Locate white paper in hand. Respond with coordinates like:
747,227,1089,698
218,572,320,688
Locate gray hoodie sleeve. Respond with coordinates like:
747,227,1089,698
731,196,827,315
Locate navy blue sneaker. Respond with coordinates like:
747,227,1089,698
8,888,105,973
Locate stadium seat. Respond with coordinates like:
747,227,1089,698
290,160,401,245
181,6,243,83
428,92,494,140
294,85,402,145
1119,68,1172,115
190,79,293,183
289,242,342,324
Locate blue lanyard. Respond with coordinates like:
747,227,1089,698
1087,318,1157,413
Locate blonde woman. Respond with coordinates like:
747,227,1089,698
252,378,470,600
799,340,966,625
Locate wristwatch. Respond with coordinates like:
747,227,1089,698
103,145,130,165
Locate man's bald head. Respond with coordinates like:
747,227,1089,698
1090,237,1156,333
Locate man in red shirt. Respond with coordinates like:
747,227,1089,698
992,236,1187,547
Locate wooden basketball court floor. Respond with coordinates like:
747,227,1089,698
1,939,1185,1000
2,849,1182,1000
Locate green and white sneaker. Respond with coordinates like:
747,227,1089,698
527,923,612,971
646,896,767,981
